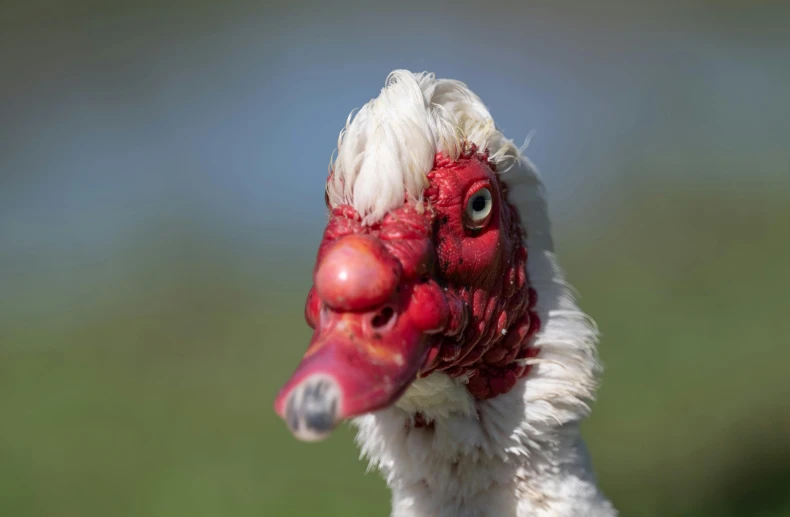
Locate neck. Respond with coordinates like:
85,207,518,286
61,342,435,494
353,374,531,517
353,375,615,517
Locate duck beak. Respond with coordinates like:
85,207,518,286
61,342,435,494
273,301,430,441
274,231,450,442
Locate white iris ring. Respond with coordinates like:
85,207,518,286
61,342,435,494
465,187,493,226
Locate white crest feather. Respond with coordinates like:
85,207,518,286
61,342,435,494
327,70,522,225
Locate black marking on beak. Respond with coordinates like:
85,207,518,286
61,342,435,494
286,394,299,432
283,376,341,442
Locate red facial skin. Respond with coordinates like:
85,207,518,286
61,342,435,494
274,147,539,435
421,151,540,399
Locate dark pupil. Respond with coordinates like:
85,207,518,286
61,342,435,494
472,195,487,212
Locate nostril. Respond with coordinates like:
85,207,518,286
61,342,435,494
371,306,396,331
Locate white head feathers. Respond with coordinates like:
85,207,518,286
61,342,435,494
327,70,523,225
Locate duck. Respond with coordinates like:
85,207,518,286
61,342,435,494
274,69,617,517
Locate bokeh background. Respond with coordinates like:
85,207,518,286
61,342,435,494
2,1,789,516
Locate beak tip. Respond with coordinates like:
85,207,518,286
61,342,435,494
290,422,337,443
277,374,342,442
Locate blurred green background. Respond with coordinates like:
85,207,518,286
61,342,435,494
1,1,789,516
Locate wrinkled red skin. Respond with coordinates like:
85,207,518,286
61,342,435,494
419,150,540,399
276,147,539,426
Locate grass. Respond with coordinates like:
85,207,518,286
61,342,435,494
2,185,789,516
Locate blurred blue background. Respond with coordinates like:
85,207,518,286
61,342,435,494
1,1,789,516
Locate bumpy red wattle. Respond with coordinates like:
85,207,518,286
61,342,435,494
418,150,540,400
310,149,540,402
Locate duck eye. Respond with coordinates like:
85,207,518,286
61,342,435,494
464,187,493,229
